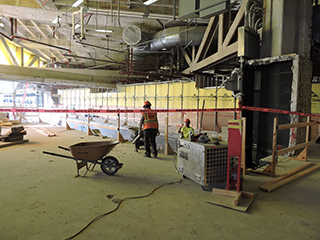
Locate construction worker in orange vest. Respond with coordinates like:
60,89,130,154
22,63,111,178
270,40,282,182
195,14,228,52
139,101,159,158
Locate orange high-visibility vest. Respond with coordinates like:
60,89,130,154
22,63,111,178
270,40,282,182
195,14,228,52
142,110,158,130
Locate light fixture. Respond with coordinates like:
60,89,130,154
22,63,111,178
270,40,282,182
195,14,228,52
75,23,81,29
95,29,113,33
52,16,61,24
0,23,4,28
143,0,158,5
72,0,84,8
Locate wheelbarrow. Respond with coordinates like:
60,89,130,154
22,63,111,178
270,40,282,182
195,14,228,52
43,140,123,177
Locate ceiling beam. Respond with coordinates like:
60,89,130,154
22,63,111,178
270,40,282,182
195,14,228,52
0,64,122,88
46,25,60,40
16,19,37,38
31,20,47,39
16,41,50,62
25,55,39,66
0,36,19,66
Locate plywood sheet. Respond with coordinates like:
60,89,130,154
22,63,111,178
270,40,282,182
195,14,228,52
205,192,257,212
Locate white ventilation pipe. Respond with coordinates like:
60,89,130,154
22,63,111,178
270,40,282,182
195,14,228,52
150,26,207,51
123,25,207,51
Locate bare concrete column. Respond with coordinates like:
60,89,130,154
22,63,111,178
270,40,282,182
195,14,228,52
261,0,312,58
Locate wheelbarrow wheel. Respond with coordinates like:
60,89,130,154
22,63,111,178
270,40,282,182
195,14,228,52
101,156,120,175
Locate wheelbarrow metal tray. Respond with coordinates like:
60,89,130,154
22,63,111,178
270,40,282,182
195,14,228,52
69,140,119,161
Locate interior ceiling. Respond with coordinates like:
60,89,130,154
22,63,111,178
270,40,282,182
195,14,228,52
0,0,240,87
0,0,191,85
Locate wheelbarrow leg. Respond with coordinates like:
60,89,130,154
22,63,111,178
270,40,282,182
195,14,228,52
75,160,97,177
75,160,87,177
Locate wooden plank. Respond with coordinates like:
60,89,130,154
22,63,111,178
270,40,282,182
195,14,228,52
1,122,12,126
295,147,308,161
199,99,205,133
17,19,37,38
0,139,29,148
276,140,316,156
164,117,174,155
31,20,47,38
218,14,224,51
242,191,255,199
233,192,242,206
32,127,56,137
185,42,238,73
306,116,311,143
205,190,257,212
66,122,72,130
278,121,317,130
117,132,125,142
179,46,192,67
212,188,240,197
304,116,311,160
194,16,217,63
259,162,312,189
221,0,246,48
261,164,320,192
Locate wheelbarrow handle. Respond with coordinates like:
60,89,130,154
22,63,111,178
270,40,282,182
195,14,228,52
43,151,100,164
58,146,70,151
43,151,75,160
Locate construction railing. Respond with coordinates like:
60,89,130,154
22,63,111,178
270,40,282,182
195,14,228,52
263,117,318,177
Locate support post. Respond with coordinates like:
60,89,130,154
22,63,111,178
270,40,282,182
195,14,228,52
87,114,93,135
263,117,278,177
117,112,125,142
165,116,174,155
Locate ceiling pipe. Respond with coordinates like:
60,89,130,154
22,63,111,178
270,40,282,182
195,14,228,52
0,31,71,53
86,8,175,21
63,54,118,63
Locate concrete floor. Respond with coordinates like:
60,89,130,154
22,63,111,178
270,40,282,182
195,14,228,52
0,124,320,240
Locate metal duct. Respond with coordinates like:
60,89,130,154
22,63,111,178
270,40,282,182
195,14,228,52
122,25,207,51
122,25,149,50
150,26,207,51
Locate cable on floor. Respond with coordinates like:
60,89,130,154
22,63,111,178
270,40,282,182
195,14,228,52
64,179,182,240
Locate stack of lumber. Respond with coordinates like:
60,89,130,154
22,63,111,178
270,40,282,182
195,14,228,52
0,118,12,126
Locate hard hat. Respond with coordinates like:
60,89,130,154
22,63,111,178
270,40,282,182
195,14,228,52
184,119,190,123
143,101,151,108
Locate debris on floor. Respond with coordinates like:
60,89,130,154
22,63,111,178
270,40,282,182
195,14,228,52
32,127,56,137
0,126,27,142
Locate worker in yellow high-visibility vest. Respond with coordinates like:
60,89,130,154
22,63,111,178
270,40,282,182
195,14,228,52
178,118,194,138
139,101,159,158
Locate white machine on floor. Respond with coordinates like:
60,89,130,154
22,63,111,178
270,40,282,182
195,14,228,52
177,139,228,190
